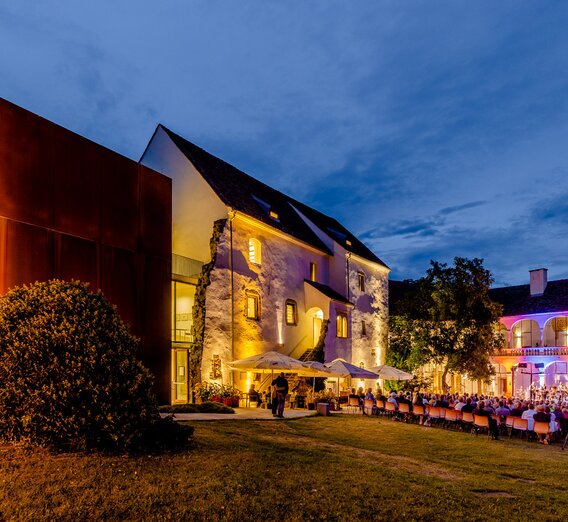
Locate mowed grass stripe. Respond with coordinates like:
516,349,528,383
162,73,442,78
0,415,567,521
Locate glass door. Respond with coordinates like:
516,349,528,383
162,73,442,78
172,349,189,403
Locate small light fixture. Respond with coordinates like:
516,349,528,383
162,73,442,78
346,239,352,246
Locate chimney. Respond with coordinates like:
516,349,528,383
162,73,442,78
529,268,548,296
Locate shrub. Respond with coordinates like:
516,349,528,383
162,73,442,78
159,402,234,414
0,280,191,452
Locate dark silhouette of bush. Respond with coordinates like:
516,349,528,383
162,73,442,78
0,280,192,451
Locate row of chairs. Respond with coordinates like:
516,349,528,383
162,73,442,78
364,399,565,443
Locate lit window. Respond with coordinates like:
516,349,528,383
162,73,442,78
249,238,261,265
336,311,348,338
269,210,279,220
346,239,352,246
285,299,298,326
361,320,367,336
358,272,365,292
310,262,318,282
246,291,260,320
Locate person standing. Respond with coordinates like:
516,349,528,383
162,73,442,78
273,372,289,418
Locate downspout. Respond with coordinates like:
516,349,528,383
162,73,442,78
346,251,352,302
228,208,236,386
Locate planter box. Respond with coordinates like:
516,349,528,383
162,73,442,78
317,402,330,416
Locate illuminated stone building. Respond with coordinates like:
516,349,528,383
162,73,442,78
141,126,390,402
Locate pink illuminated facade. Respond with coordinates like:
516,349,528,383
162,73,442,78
490,269,568,398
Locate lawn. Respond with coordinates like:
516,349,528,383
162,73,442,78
1,415,567,521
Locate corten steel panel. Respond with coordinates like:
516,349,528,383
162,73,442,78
43,120,101,240
0,100,50,227
139,165,172,257
138,253,172,402
1,219,53,293
101,245,138,331
58,234,98,290
101,149,139,251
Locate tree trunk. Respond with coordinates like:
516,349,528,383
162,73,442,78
441,363,451,394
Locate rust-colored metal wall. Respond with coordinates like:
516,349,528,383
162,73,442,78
0,98,172,402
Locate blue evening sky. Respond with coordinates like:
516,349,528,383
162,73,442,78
1,1,567,287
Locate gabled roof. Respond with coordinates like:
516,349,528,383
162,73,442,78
159,125,388,266
304,280,353,305
489,279,568,316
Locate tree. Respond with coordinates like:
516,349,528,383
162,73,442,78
389,258,503,393
0,280,191,451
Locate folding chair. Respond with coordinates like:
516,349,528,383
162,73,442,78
345,396,361,414
511,417,529,439
363,399,376,416
398,402,411,422
461,411,474,432
473,414,491,438
375,400,385,416
385,401,397,418
426,406,441,426
412,404,425,424
444,408,459,429
505,416,515,437
533,421,551,444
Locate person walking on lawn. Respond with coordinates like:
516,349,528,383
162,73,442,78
274,372,289,418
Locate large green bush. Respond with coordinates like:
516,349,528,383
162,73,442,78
0,280,191,451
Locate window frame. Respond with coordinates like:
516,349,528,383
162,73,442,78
248,238,262,265
310,262,318,282
285,299,298,326
336,311,348,338
357,272,365,292
245,290,261,320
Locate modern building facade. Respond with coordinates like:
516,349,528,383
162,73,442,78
141,125,390,402
0,98,172,401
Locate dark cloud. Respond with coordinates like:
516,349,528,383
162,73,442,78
1,1,567,285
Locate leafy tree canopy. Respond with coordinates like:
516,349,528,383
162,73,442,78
388,257,503,392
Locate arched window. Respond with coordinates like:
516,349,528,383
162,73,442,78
249,238,261,265
336,311,348,338
544,316,568,347
511,319,540,348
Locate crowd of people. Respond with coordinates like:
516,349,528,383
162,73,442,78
363,387,568,443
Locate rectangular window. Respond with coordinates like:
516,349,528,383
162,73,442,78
361,320,367,336
310,262,318,282
336,311,348,338
246,292,260,319
358,272,365,292
285,300,297,326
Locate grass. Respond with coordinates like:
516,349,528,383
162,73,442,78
1,415,567,521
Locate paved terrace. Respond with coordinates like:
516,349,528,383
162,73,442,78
162,406,320,421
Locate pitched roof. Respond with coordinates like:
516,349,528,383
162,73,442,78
489,279,568,316
160,125,388,266
304,280,353,305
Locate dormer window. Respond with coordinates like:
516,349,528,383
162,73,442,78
346,239,352,246
249,238,261,265
252,195,280,221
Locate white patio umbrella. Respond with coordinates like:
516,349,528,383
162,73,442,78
228,350,307,375
324,358,379,396
295,360,333,391
369,364,414,381
325,358,380,379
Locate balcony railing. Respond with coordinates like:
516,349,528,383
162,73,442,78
497,346,568,357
